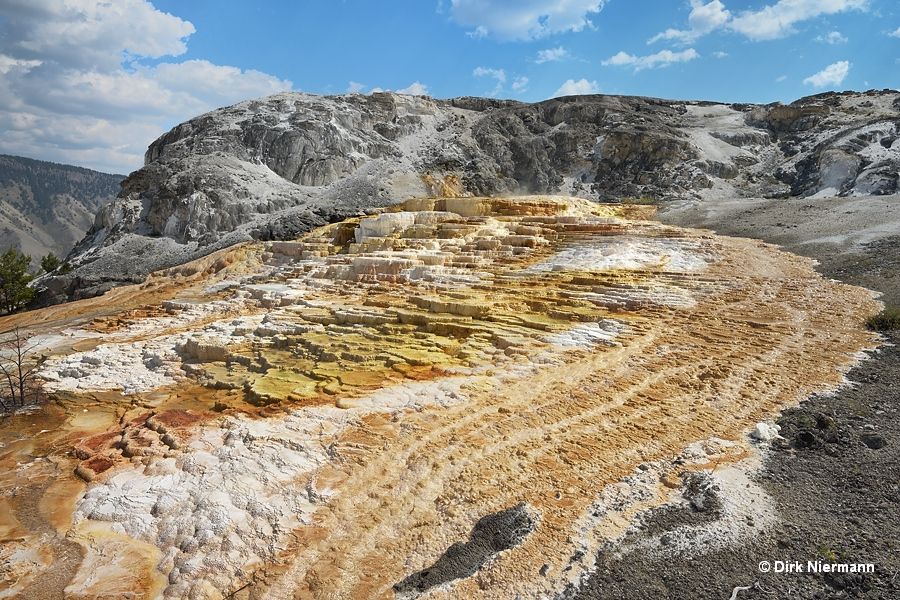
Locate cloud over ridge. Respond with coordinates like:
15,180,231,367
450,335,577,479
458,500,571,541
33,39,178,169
803,60,851,87
553,78,600,97
603,48,700,71
449,0,605,41
0,0,292,174
649,0,731,43
648,0,869,44
0,0,195,69
729,0,867,41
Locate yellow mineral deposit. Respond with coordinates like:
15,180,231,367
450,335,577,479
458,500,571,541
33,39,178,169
420,174,466,198
0,196,880,599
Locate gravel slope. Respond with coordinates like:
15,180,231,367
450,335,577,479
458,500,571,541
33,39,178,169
658,194,900,306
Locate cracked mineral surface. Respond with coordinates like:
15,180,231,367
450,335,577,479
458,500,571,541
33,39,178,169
0,196,879,599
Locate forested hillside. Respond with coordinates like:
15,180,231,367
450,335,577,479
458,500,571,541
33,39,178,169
0,154,123,264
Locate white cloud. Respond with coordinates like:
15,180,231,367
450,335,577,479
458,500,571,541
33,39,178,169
650,1,731,43
536,47,568,64
152,61,290,107
729,0,868,41
512,76,530,93
651,0,867,44
890,26,900,38
396,81,429,95
0,0,195,70
713,51,729,57
347,81,366,94
473,67,506,82
553,78,600,97
776,75,788,82
473,67,506,96
0,0,292,174
803,60,851,87
815,31,847,43
449,0,605,41
603,48,700,71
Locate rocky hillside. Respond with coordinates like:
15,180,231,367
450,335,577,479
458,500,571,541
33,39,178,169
40,89,900,303
0,154,123,264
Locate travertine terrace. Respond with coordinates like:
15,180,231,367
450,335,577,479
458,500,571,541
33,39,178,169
1,196,879,599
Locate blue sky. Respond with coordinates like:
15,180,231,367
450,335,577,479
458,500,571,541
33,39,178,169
0,0,898,174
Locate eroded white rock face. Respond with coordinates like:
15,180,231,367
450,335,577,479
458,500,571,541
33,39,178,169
39,298,263,395
541,321,624,348
75,413,323,598
810,149,861,198
354,212,418,243
49,90,900,306
580,455,778,564
44,341,184,395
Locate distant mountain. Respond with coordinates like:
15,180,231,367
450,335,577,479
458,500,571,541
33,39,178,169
0,154,123,265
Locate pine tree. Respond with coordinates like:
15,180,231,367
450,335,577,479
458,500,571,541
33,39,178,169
41,252,61,273
0,247,36,314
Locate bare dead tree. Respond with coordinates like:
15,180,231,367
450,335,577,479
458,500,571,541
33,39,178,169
0,326,44,414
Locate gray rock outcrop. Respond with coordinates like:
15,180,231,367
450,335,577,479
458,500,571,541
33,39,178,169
37,89,900,304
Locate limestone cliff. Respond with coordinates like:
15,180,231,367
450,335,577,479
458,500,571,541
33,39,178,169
40,89,900,303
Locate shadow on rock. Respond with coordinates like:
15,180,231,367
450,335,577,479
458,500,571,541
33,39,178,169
393,503,536,598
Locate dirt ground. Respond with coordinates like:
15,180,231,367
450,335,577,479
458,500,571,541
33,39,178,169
567,196,900,600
